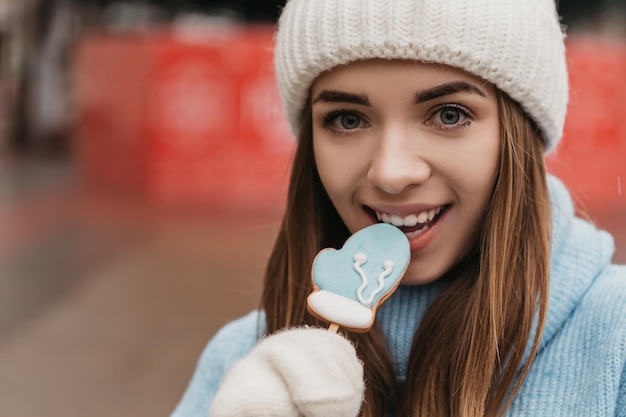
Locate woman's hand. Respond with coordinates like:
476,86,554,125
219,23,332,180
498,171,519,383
209,327,364,417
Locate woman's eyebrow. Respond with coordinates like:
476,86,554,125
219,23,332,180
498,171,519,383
415,81,487,103
312,82,485,106
312,90,371,106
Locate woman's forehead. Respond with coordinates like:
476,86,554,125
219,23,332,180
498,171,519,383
310,59,495,99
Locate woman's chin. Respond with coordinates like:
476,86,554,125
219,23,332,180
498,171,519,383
400,263,444,286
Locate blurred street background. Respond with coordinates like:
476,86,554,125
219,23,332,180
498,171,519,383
0,1,624,416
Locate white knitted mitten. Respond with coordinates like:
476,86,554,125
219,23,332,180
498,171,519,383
209,328,364,417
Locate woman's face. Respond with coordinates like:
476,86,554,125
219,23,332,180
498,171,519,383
311,60,500,285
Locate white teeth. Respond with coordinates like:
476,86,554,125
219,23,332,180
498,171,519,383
390,215,404,227
375,207,443,227
416,211,429,224
404,214,418,227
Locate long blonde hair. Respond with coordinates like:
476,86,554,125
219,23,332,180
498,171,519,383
261,89,551,417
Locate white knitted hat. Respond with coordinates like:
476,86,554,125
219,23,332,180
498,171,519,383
274,0,569,153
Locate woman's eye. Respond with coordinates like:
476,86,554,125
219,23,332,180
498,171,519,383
429,105,472,129
323,111,366,131
439,108,461,124
338,114,361,129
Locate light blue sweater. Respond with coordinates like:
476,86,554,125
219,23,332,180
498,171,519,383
172,176,626,416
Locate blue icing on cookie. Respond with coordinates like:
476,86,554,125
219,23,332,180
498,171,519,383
312,223,410,309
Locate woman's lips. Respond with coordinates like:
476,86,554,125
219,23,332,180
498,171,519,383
366,204,450,252
405,206,449,252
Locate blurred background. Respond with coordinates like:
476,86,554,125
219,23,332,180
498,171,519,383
0,1,624,416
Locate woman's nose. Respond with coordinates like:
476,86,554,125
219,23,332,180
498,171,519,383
366,127,431,194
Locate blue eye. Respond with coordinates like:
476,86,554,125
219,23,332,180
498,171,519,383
322,110,367,133
429,104,473,130
439,108,461,125
337,114,361,129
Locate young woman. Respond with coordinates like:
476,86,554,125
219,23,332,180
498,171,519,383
172,0,626,416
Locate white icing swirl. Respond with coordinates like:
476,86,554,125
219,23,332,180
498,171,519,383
353,253,395,308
